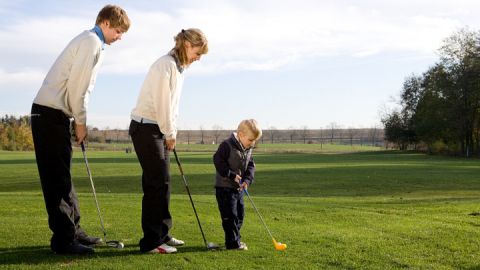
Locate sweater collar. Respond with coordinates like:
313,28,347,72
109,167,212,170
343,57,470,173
91,25,106,50
169,51,184,73
232,132,248,151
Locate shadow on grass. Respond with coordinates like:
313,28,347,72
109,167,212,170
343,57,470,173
2,151,480,197
0,244,214,266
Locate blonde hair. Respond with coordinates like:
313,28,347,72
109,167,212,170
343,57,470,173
96,5,131,32
171,28,209,66
237,119,262,140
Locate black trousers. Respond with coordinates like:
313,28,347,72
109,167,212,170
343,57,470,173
31,103,85,249
216,187,245,249
129,120,173,252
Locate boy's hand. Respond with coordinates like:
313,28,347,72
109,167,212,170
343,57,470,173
234,174,242,186
239,181,248,191
74,123,87,145
234,174,248,191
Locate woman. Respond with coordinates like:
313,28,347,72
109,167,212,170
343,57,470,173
129,28,208,254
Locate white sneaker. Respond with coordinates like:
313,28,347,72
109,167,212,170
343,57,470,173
166,237,185,246
148,243,177,254
238,242,248,250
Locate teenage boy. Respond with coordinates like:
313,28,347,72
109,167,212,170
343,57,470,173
31,5,130,255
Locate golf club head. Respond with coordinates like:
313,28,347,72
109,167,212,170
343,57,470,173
106,240,124,249
207,242,220,250
273,239,287,251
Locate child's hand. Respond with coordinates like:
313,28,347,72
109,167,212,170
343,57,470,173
239,182,248,191
234,174,242,185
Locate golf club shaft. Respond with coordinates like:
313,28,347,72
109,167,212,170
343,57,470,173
81,142,107,242
244,189,275,241
173,149,209,248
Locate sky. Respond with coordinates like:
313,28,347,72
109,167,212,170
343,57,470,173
1,0,479,130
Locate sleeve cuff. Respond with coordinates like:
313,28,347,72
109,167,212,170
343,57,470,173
227,170,237,180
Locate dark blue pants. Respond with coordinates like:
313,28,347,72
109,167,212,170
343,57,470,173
31,103,84,250
215,187,245,249
129,120,173,252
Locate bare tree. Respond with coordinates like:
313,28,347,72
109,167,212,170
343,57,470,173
368,125,378,146
301,125,309,144
328,122,338,144
288,126,297,144
347,127,358,146
180,129,191,144
199,125,205,144
319,128,323,149
267,126,278,144
103,127,109,143
212,125,223,144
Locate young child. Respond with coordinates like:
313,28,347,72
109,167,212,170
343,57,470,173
213,119,262,250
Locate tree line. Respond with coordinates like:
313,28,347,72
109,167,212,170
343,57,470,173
0,115,384,151
0,115,34,151
382,28,480,157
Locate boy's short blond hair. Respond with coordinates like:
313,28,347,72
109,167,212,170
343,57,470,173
237,119,262,140
96,5,131,32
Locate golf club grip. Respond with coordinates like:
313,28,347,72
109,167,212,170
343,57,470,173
81,142,86,152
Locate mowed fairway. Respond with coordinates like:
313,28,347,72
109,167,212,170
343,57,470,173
1,146,480,269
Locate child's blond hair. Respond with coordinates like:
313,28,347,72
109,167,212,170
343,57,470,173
237,119,262,140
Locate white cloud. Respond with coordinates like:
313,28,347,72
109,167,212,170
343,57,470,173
0,68,44,92
0,16,88,54
0,1,478,76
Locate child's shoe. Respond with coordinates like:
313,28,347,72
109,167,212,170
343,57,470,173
238,242,248,250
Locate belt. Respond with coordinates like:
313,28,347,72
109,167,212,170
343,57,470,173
131,114,157,124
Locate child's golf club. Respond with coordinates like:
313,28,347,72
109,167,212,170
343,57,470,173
243,188,287,251
80,142,124,249
173,148,219,250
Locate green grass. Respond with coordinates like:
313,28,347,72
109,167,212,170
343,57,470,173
1,147,480,269
87,142,382,153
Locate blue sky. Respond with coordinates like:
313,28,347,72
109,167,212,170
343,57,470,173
1,0,479,130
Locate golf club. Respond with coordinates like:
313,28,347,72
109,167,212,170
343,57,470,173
80,142,124,249
243,188,287,251
173,148,219,250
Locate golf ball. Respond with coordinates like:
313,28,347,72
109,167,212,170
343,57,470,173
117,242,124,249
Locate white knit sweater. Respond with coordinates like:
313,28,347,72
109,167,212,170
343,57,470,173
33,30,104,125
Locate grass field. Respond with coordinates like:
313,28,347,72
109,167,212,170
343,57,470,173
1,145,480,269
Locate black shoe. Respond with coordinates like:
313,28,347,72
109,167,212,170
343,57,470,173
77,234,103,246
52,242,94,255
